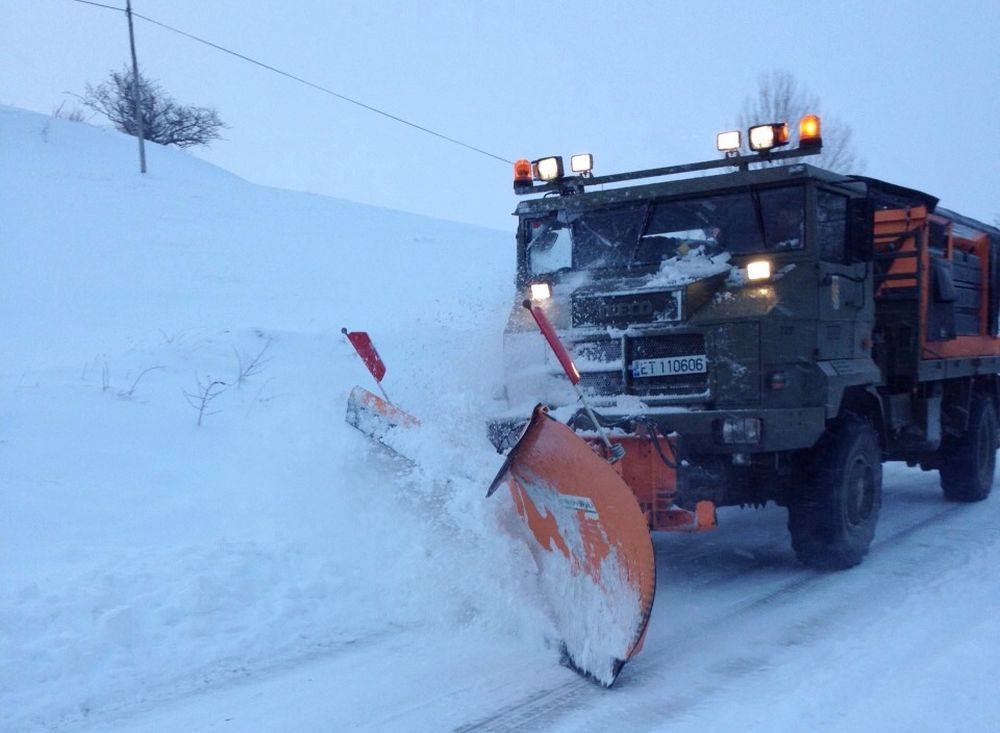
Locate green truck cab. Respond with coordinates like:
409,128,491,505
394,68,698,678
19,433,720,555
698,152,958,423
491,124,1000,569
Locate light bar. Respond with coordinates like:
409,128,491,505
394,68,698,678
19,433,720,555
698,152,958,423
570,153,593,174
748,122,789,152
716,130,741,153
533,156,564,181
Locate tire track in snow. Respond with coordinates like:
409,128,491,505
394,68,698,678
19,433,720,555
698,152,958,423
452,492,970,733
567,504,999,733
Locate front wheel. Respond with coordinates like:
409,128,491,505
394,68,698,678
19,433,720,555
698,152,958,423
787,413,882,570
939,396,997,503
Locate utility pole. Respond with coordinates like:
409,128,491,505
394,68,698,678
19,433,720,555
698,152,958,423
125,0,147,173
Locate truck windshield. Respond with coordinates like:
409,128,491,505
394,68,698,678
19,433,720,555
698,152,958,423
526,186,805,275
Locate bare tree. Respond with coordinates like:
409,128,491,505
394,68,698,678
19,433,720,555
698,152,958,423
737,70,862,173
80,68,225,149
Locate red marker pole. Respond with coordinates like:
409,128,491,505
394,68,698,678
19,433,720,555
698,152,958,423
342,327,392,404
522,300,624,462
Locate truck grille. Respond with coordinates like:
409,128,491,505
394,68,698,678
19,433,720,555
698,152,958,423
572,337,623,397
628,334,709,397
572,338,622,365
572,290,681,328
579,372,624,397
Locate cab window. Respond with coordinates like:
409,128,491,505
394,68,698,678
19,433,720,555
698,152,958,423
817,191,848,262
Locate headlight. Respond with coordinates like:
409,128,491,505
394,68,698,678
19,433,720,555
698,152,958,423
529,282,551,301
746,260,771,281
720,417,762,445
532,156,564,181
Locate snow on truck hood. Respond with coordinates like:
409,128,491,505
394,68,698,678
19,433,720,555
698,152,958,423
559,248,733,300
643,248,732,289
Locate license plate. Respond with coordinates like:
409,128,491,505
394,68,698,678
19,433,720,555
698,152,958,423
630,354,707,378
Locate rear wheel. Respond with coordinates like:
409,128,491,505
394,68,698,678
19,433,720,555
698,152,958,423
788,413,882,570
939,396,997,502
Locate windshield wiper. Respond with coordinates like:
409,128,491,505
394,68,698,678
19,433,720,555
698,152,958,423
749,189,768,247
627,202,654,266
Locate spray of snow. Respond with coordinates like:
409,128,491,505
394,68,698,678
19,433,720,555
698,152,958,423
512,469,643,686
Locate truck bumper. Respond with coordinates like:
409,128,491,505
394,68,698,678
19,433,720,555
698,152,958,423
489,405,828,455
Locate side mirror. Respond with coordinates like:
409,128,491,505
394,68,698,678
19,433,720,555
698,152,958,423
846,197,874,262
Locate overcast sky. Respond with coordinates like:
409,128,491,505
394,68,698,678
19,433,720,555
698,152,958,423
4,0,998,230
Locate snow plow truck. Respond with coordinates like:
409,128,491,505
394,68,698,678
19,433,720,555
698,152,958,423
347,114,999,686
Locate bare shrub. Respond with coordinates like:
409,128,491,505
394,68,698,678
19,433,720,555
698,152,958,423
118,366,164,399
232,338,273,388
184,377,228,426
51,101,87,123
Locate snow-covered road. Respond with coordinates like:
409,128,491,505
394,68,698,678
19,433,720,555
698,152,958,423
90,464,1000,733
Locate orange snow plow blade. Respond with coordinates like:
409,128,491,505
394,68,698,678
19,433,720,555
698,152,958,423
487,405,656,686
345,386,420,457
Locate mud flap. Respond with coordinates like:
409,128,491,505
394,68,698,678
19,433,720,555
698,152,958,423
487,405,656,687
345,386,420,459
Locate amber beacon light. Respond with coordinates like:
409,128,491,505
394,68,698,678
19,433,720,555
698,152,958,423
798,114,822,147
513,158,532,183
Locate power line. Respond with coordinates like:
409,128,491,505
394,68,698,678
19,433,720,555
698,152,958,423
68,0,123,10
66,0,512,165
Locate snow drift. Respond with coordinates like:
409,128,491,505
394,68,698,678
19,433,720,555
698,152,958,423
0,106,551,731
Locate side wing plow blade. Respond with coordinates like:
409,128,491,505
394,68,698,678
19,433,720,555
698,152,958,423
487,405,656,687
346,386,420,458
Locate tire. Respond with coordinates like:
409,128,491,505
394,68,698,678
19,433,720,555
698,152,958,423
787,413,882,570
939,396,997,502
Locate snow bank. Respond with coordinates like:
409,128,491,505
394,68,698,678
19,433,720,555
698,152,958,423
0,107,549,731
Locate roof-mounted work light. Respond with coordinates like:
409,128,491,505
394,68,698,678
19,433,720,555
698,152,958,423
533,156,564,182
748,122,789,152
716,130,741,154
570,153,593,175
798,114,822,148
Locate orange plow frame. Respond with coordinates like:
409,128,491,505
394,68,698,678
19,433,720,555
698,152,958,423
600,432,716,533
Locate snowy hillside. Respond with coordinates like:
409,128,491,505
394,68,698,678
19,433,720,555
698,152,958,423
0,106,551,731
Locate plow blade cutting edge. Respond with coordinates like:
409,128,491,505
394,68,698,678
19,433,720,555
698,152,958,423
487,405,656,686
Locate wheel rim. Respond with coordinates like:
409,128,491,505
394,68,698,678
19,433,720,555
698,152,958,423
846,456,875,527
